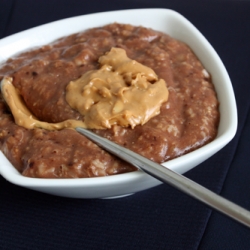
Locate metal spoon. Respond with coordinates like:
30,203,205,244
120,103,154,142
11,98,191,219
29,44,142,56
76,127,250,228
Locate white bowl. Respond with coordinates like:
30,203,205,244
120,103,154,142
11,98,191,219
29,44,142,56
0,8,237,198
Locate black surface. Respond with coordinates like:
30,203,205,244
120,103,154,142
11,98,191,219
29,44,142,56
0,1,250,249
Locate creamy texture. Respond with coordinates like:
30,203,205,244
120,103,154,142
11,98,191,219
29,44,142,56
0,23,219,178
66,48,169,129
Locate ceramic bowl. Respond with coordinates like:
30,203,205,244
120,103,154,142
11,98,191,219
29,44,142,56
0,9,237,198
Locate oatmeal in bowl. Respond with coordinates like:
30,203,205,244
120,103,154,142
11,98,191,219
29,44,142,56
0,9,237,198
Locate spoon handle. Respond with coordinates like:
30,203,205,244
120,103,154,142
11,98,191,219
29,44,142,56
76,127,250,228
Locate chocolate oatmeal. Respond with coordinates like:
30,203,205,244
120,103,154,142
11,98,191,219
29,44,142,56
0,23,219,178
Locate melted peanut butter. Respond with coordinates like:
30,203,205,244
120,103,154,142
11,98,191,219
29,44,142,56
1,48,168,130
66,48,169,129
1,77,86,130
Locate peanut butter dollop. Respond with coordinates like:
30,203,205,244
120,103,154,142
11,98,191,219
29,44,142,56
1,48,168,130
66,47,169,129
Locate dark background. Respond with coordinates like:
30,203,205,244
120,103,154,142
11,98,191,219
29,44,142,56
1,0,250,249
